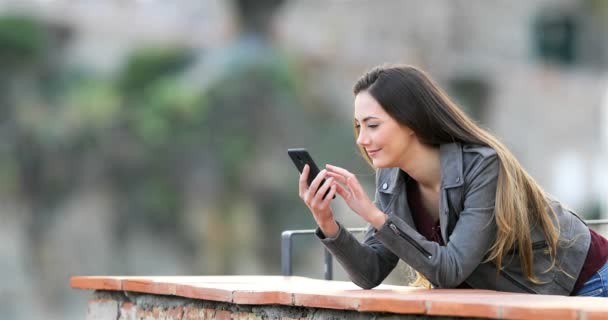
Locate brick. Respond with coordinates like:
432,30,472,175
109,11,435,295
183,306,206,320
232,290,292,305
501,305,578,320
293,292,359,311
119,301,136,320
72,276,123,291
426,299,500,319
232,312,262,320
151,306,184,320
585,310,608,320
123,278,176,296
135,308,153,319
176,284,233,302
357,295,426,314
170,306,185,319
205,307,216,319
214,309,231,320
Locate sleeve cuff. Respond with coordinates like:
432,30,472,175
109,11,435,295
374,213,396,236
315,221,343,241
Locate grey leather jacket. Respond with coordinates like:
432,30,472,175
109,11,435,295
317,142,591,295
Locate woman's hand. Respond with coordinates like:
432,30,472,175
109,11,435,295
325,164,387,229
298,164,339,237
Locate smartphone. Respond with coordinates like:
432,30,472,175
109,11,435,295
288,148,335,199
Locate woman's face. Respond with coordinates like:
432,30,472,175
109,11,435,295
354,91,416,168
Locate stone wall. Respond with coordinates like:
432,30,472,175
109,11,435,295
86,290,489,320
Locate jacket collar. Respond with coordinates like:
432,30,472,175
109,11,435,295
440,142,465,189
378,142,465,194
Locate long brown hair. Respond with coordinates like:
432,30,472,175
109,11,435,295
353,64,559,284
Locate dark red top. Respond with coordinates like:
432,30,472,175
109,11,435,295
407,180,471,288
407,179,608,293
407,181,444,245
571,228,608,294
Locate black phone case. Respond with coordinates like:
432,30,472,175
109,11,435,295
288,148,335,199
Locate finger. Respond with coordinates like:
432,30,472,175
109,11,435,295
326,164,357,181
321,184,337,206
343,173,365,198
304,169,327,204
325,173,349,192
308,168,327,194
311,177,334,206
326,165,362,192
298,164,309,197
326,171,348,185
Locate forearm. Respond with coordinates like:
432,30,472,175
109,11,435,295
374,212,496,288
368,207,387,230
317,222,398,289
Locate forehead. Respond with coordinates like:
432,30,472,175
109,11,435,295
354,91,388,121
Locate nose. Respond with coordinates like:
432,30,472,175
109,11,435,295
356,129,370,146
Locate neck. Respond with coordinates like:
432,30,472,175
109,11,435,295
398,142,441,191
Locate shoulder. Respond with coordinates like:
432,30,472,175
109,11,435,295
462,144,497,159
461,144,499,183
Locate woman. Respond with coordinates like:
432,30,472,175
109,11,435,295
298,64,608,296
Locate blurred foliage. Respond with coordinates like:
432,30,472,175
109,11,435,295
118,47,194,96
0,15,47,67
0,12,356,275
585,0,608,23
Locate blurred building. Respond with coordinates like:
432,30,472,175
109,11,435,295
4,0,606,216
276,0,608,219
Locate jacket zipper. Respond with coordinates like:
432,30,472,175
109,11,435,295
508,241,548,255
500,270,537,294
389,223,432,259
532,241,548,250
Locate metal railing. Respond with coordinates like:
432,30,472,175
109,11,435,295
586,219,608,226
281,227,366,280
281,219,608,280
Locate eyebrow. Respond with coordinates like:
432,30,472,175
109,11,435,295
354,116,380,123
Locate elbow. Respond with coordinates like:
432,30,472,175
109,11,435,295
354,280,380,290
434,270,466,289
429,256,469,288
435,278,463,289
351,276,382,290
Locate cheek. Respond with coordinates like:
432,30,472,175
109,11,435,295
385,131,412,155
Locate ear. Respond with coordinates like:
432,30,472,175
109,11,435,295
405,126,415,136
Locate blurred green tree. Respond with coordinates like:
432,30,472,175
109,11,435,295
0,6,358,282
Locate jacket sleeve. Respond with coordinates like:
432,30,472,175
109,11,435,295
315,189,399,289
373,154,499,288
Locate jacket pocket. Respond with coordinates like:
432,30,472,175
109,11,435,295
388,222,432,259
507,241,548,255
501,241,552,294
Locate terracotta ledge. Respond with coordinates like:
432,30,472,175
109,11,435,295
70,275,608,320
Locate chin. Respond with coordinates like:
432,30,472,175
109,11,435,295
371,159,390,168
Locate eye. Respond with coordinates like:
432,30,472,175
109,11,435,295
368,124,379,129
354,124,361,129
